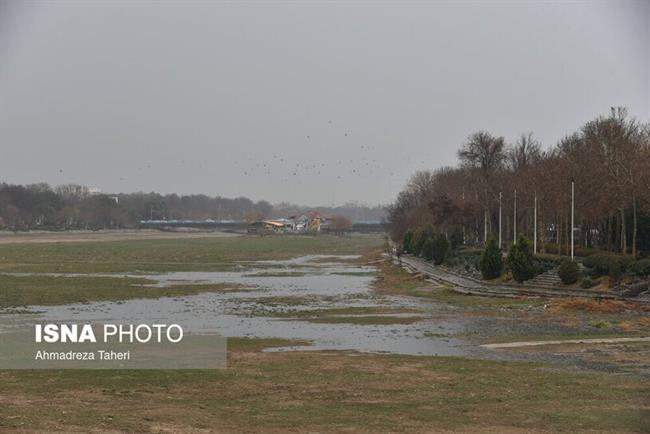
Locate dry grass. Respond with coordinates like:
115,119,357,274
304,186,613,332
620,317,650,332
369,254,431,294
1,341,648,433
551,298,646,314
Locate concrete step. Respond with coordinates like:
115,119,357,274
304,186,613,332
526,269,563,287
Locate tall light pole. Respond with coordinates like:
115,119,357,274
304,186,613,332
513,189,517,243
498,191,502,249
533,192,537,254
484,210,488,244
571,179,575,260
462,190,466,245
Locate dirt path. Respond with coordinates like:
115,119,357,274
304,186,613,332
481,336,650,349
0,229,241,244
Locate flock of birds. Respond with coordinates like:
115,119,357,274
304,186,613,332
227,122,403,184
55,120,437,200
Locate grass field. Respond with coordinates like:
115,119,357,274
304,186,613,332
0,232,648,433
0,338,647,433
0,234,384,273
0,234,383,307
0,274,243,307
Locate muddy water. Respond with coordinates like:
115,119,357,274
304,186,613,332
1,255,485,357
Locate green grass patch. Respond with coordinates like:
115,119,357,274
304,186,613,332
0,274,239,307
242,271,308,277
276,306,421,317
588,319,612,329
227,337,310,352
247,296,316,306
330,271,375,276
0,235,382,273
304,315,426,325
267,306,425,325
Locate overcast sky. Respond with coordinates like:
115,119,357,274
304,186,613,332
0,1,648,206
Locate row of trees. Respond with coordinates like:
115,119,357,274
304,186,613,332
402,227,451,265
0,184,272,230
0,183,384,231
404,226,538,283
387,108,650,257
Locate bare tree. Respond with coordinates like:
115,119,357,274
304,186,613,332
457,131,506,242
386,109,650,257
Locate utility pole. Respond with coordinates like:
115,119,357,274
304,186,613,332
534,192,537,254
461,190,466,245
513,190,517,243
498,191,502,249
571,179,575,260
484,210,488,244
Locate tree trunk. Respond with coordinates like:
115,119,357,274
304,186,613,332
620,208,626,254
564,213,573,256
484,209,488,244
557,213,562,257
606,215,612,252
535,207,546,253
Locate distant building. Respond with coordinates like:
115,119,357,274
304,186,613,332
262,219,292,232
248,211,331,234
289,211,329,233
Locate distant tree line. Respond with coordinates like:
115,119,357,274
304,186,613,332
387,108,650,257
0,184,274,230
0,184,385,231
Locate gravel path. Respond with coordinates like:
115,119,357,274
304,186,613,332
481,336,650,349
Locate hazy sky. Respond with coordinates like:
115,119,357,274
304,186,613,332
0,1,648,206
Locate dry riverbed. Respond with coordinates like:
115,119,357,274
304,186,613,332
0,234,648,432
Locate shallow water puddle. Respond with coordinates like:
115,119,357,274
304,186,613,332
0,255,483,357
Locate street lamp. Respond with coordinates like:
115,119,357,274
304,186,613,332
498,191,502,249
571,179,575,260
513,189,517,243
533,192,537,254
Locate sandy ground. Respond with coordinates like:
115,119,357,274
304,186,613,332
0,230,241,244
